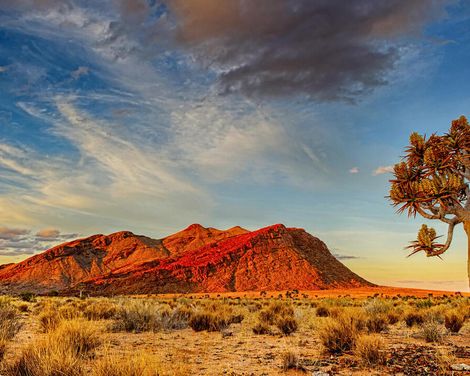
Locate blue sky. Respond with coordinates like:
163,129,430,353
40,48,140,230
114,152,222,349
1,0,470,291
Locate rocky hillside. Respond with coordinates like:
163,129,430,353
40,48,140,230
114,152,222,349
0,224,373,294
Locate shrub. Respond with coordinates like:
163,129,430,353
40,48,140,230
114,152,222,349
316,305,330,317
276,316,298,336
354,334,386,366
111,301,159,333
19,292,36,303
252,321,271,335
188,312,228,332
366,314,388,333
318,313,360,354
160,305,193,330
38,308,63,332
444,310,466,333
387,312,400,325
281,351,303,371
259,302,294,325
421,320,446,343
363,299,392,315
404,312,424,327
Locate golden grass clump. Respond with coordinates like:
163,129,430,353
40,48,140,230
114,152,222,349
91,353,155,376
318,311,361,354
188,302,243,332
111,300,159,333
354,334,386,366
0,304,22,341
365,314,388,333
256,301,298,335
49,319,101,357
3,318,101,376
3,339,84,376
84,300,118,321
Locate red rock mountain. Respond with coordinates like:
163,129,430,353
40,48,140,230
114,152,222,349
0,224,373,294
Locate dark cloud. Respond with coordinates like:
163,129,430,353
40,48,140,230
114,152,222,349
0,226,30,240
333,253,361,260
0,0,450,101
168,0,450,101
0,227,79,256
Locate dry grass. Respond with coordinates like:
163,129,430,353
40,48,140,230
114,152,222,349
354,334,386,366
318,311,361,354
0,305,22,340
0,293,467,375
420,319,446,343
444,310,466,333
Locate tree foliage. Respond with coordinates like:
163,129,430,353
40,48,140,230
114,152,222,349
389,116,470,258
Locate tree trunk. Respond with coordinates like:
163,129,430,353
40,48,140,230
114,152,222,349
464,221,470,290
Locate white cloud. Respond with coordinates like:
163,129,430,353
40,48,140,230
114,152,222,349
373,165,394,175
349,167,359,174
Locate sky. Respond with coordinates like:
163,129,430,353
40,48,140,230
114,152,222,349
1,0,470,291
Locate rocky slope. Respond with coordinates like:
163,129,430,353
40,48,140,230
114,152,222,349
0,224,373,294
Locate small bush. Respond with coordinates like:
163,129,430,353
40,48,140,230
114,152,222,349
316,305,330,317
421,320,446,343
354,334,386,366
281,351,303,371
38,308,63,332
252,321,271,335
188,312,228,332
319,313,360,354
276,316,298,336
111,301,159,333
387,312,400,325
363,299,392,315
444,310,466,333
366,314,388,333
19,292,36,303
259,302,294,325
404,312,424,327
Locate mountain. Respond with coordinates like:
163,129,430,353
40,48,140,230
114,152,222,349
0,224,373,294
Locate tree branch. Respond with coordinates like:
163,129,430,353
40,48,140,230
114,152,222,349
427,220,458,256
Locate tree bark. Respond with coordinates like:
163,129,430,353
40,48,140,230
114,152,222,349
464,221,470,289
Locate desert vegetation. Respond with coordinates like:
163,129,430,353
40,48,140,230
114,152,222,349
0,291,467,375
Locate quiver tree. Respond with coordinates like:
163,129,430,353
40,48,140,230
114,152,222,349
389,116,470,288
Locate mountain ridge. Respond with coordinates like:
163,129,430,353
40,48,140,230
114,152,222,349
0,224,373,295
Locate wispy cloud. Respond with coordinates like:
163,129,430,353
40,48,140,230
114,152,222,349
373,165,394,175
349,167,359,174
